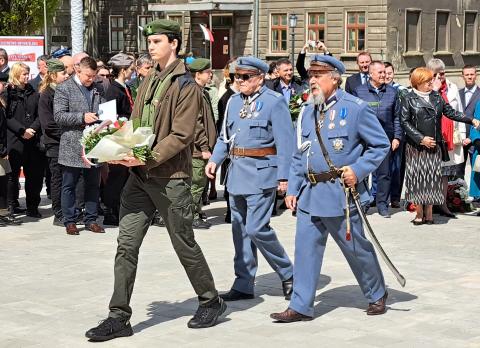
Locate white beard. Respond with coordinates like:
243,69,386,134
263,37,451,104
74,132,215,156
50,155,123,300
307,90,325,106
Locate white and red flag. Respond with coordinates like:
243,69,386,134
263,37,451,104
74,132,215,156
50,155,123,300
199,24,214,42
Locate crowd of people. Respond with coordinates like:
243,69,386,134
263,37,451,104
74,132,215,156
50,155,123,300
1,18,480,341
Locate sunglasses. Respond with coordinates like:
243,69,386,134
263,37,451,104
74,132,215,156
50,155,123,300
434,72,445,78
98,74,110,78
234,73,261,81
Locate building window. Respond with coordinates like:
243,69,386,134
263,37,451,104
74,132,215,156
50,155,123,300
405,10,421,52
167,14,184,36
464,12,478,52
110,16,124,52
346,12,366,52
435,11,450,52
307,12,326,43
138,15,152,52
270,13,287,52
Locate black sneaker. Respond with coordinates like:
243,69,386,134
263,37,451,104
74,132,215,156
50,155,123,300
187,298,226,329
85,317,133,342
103,214,119,226
0,214,23,225
193,218,211,229
53,216,64,227
26,209,42,219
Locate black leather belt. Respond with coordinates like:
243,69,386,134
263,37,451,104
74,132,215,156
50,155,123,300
307,170,341,184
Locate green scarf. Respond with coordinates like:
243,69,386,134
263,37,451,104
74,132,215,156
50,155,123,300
140,62,178,128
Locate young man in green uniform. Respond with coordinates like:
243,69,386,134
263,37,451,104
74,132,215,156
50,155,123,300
188,58,217,229
85,19,226,342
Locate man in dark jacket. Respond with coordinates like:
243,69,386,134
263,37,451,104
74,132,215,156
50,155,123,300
265,58,306,105
29,55,49,92
459,65,480,170
345,52,372,95
352,61,402,217
0,49,9,75
85,19,225,342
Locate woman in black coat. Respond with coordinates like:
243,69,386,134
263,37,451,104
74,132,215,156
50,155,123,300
5,63,45,218
0,74,21,225
102,53,135,226
38,59,69,225
400,67,480,225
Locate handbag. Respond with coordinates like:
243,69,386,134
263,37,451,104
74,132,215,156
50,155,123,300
473,154,480,172
453,128,462,145
439,139,450,162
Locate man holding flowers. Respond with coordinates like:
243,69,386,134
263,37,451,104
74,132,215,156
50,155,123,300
85,19,225,342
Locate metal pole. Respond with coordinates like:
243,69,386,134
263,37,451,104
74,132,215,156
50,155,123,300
71,0,84,55
209,13,213,62
43,0,48,54
291,29,295,68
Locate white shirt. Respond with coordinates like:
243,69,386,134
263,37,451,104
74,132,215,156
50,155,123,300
465,85,477,107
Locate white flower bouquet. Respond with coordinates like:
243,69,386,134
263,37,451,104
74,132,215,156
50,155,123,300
81,118,156,167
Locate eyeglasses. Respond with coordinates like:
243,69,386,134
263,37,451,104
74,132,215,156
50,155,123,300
234,73,261,81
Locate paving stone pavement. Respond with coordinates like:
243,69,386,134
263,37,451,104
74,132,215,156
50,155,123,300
1,189,480,348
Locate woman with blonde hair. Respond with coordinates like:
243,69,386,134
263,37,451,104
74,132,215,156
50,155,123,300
38,59,68,225
5,62,45,218
400,67,480,225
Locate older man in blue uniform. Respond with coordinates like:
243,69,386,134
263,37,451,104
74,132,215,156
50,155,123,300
270,55,390,322
206,56,294,301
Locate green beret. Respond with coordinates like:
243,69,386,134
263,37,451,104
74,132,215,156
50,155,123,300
46,58,65,73
188,58,211,72
143,19,181,37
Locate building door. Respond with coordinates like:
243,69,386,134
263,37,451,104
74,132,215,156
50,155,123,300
212,29,230,69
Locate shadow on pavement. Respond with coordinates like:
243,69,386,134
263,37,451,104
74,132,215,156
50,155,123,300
313,285,417,317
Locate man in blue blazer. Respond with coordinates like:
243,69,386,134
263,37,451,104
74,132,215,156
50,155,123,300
344,52,372,94
352,61,402,217
270,54,390,322
206,56,294,301
459,65,480,170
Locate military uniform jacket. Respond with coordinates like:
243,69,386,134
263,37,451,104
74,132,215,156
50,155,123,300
210,85,294,195
288,89,390,217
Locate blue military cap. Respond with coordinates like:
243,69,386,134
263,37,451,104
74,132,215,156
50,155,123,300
51,47,71,59
236,56,269,74
309,54,346,74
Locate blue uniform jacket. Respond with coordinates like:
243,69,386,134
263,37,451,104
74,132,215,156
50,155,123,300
352,82,403,140
288,89,390,217
210,85,294,195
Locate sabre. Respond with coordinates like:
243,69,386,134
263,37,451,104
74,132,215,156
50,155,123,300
348,185,406,287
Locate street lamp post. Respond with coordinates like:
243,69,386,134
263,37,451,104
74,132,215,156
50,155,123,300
43,0,48,54
289,13,297,68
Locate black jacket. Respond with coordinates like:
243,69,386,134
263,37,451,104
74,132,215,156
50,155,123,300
0,104,7,157
4,83,41,153
345,72,364,95
38,86,62,157
400,90,472,150
217,86,236,133
105,80,133,119
264,77,307,100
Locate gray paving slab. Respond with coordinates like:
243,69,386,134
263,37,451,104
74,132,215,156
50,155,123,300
1,186,480,347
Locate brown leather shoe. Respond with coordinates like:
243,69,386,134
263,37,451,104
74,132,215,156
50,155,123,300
367,291,388,315
86,223,105,233
270,308,313,323
65,223,79,235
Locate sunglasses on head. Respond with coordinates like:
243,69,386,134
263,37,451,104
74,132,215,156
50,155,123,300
234,73,261,81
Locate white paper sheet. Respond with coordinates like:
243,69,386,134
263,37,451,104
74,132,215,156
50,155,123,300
98,100,117,122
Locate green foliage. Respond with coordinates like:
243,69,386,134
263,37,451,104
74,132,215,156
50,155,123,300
0,0,60,36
